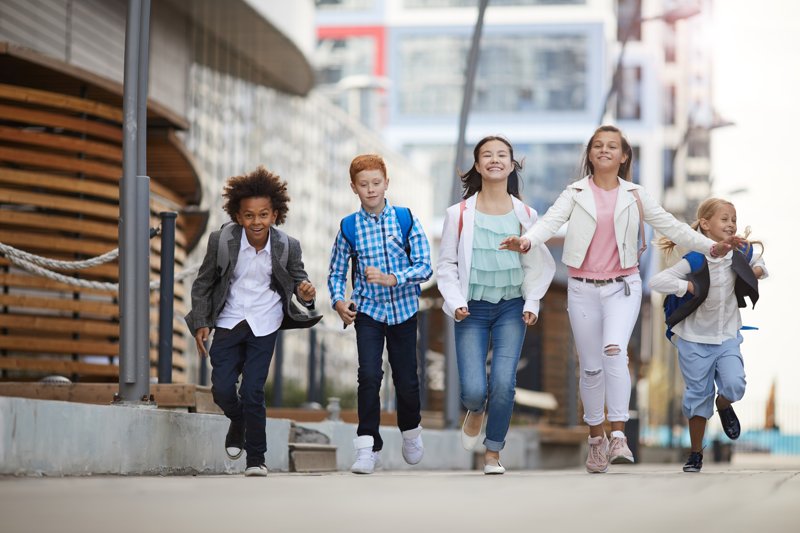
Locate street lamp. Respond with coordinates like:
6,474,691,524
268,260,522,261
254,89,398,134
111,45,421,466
598,4,702,125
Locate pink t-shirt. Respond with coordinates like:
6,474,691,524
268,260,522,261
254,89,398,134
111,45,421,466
568,178,639,280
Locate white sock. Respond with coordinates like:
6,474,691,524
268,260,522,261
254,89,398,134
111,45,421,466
611,430,626,439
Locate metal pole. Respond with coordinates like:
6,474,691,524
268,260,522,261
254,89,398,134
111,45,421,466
118,0,142,400
444,318,460,429
157,211,177,384
450,0,489,205
118,0,152,403
443,0,488,430
273,331,284,407
307,329,317,404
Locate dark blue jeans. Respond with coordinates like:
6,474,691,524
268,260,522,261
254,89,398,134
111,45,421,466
354,312,421,451
209,320,277,465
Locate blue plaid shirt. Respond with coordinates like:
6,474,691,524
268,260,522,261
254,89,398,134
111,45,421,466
328,200,432,325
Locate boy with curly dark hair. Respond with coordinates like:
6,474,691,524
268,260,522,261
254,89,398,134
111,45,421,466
186,166,320,476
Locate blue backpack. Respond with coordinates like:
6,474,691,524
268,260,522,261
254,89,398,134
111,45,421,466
340,206,414,287
663,245,755,340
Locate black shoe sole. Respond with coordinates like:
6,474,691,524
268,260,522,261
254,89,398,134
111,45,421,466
682,466,702,473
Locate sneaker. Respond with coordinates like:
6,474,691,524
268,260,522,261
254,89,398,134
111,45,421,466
484,456,506,475
585,434,609,474
401,426,424,465
351,435,380,474
683,451,703,473
718,406,741,440
225,419,244,460
608,435,635,464
244,464,268,477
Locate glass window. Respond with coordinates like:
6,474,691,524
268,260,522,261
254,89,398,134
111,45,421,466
663,85,676,125
315,36,377,85
663,148,676,190
687,128,710,158
398,32,588,115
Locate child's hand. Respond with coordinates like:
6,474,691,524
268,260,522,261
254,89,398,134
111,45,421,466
686,281,695,295
364,266,397,287
523,311,538,326
712,236,746,257
455,307,470,321
499,236,531,253
753,266,764,279
297,280,316,302
335,300,357,326
194,327,210,358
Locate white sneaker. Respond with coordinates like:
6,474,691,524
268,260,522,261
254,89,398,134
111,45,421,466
484,457,506,475
243,464,268,477
401,426,424,465
351,435,380,474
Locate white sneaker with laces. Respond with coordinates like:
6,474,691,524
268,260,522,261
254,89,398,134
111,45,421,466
351,435,380,474
608,434,635,464
401,425,424,465
585,434,609,474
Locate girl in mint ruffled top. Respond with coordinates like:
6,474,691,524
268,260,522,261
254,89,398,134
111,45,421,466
437,135,555,474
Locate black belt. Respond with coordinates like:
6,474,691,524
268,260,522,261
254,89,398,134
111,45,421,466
571,276,626,286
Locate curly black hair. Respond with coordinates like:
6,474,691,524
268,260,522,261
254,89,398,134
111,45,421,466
222,166,290,225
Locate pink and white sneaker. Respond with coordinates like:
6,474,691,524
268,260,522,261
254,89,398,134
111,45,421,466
608,435,635,464
586,434,609,473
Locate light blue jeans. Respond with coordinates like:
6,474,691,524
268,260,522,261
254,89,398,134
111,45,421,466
454,297,526,452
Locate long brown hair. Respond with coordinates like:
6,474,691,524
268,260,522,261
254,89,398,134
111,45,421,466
581,125,634,181
657,198,764,258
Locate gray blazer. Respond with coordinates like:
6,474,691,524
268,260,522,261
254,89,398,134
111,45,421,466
185,224,321,334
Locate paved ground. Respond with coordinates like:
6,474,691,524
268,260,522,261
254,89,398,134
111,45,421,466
2,455,798,533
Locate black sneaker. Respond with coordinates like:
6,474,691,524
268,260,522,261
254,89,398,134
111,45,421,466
225,420,245,460
718,406,741,440
683,451,703,473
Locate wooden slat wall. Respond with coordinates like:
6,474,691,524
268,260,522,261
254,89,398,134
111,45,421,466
0,81,192,383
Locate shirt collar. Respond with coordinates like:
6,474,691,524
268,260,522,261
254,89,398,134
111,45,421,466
239,228,271,255
359,198,392,220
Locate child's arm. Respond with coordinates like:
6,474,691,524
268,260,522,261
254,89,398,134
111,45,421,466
389,217,433,287
649,258,693,296
749,247,768,279
437,204,469,320
327,230,350,309
286,238,315,308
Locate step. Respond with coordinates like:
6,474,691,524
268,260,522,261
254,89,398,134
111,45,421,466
288,442,338,473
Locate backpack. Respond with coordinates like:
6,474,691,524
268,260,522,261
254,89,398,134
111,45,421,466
663,245,755,340
340,206,414,287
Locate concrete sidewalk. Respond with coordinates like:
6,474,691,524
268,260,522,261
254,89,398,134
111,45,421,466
2,462,799,533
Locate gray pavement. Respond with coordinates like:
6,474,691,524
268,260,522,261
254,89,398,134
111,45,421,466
2,457,799,533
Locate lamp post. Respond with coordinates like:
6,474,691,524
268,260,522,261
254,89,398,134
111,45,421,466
598,5,702,125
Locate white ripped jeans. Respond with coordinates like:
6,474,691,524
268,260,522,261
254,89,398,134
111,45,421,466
567,273,642,426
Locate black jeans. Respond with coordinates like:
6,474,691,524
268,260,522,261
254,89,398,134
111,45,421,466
354,312,421,451
209,320,277,465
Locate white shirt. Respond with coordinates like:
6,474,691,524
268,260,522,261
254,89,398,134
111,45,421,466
649,250,768,344
216,231,284,337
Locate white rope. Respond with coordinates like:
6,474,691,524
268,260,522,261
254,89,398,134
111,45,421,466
0,241,199,292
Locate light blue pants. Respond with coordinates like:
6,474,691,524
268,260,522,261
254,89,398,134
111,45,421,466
454,297,526,452
675,334,746,419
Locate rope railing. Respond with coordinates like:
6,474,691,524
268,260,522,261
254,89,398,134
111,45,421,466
0,233,199,292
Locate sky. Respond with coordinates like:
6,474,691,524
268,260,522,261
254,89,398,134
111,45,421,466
710,0,800,430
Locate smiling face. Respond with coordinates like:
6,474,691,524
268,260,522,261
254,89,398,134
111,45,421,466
700,203,737,243
235,196,277,249
588,130,628,176
474,139,513,184
351,168,388,214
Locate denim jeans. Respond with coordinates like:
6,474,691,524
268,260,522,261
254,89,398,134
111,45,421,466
454,297,525,452
209,320,277,465
354,312,421,452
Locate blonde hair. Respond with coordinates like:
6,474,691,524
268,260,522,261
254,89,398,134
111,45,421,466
657,197,764,258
